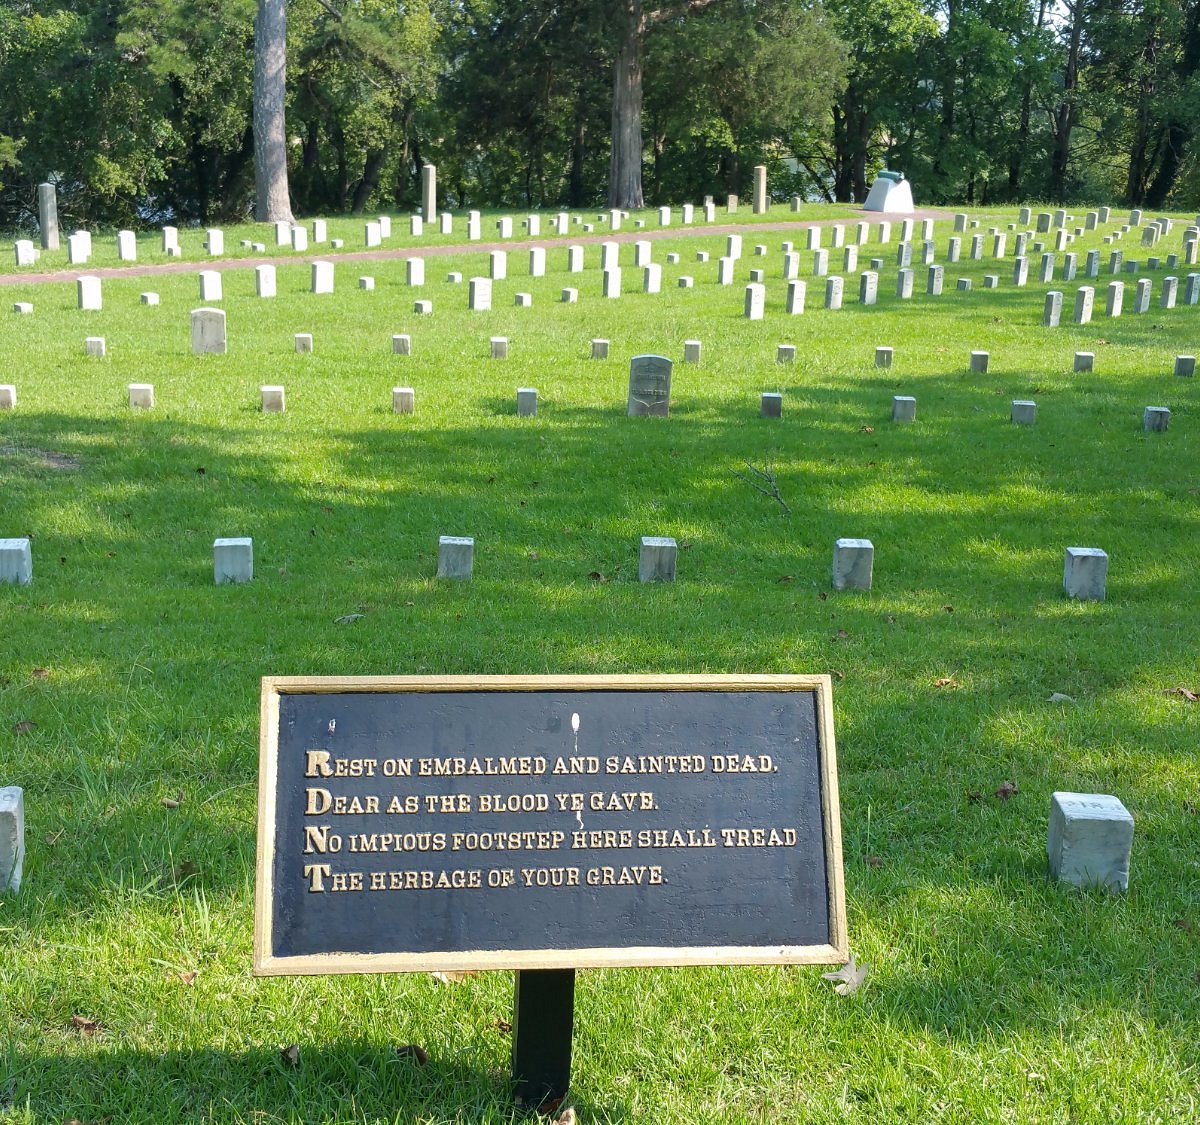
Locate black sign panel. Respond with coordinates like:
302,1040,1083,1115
254,675,846,974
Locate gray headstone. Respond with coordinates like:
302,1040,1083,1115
261,385,285,413
628,354,672,416
392,386,415,414
1143,405,1170,432
191,308,226,355
37,183,59,250
1043,291,1063,327
128,383,154,409
875,346,893,368
892,395,916,423
1063,546,1107,600
1174,355,1195,377
833,538,874,591
970,350,989,374
761,392,783,418
786,280,806,315
437,536,474,579
1011,400,1036,426
516,387,538,417
0,538,32,585
1106,281,1124,317
1074,352,1094,373
213,537,253,584
0,787,24,893
1048,792,1133,892
639,536,677,582
1074,286,1094,324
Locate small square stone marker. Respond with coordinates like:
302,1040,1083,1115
892,395,916,423
969,350,989,373
683,340,702,364
294,333,313,354
1074,351,1094,373
213,537,253,584
392,334,411,356
1174,355,1195,377
1048,792,1133,892
128,383,154,409
875,346,893,369
0,786,24,893
437,536,474,579
0,386,14,410
261,385,285,413
760,392,782,418
85,336,106,357
1142,406,1169,432
638,536,677,583
516,387,538,416
490,336,508,359
591,339,609,360
0,538,32,584
1063,546,1107,600
392,387,415,414
833,538,874,591
1011,400,1036,426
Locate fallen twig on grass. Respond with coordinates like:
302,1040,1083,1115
730,449,791,514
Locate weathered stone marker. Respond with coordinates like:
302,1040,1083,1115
254,674,847,1108
833,539,874,591
892,395,916,423
627,354,672,416
191,308,227,355
392,387,415,415
1063,547,1107,600
38,183,59,250
0,787,24,893
0,538,32,584
1048,792,1133,892
214,537,253,584
436,536,474,579
1011,400,1036,426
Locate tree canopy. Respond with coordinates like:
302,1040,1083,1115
1,0,1197,227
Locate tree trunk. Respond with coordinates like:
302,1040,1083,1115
253,0,293,222
1049,0,1084,200
608,1,645,209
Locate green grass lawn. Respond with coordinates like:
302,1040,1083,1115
0,204,1198,1123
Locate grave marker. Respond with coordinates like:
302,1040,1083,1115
761,392,783,418
0,787,24,893
191,307,227,355
1048,793,1133,893
214,537,253,583
639,537,677,581
393,387,415,414
833,539,873,591
0,538,32,584
311,261,334,294
77,276,102,310
628,355,672,416
128,383,154,409
256,264,277,298
261,386,285,413
1044,291,1063,327
1143,406,1170,432
1063,547,1107,600
38,183,59,250
892,395,916,422
437,537,474,579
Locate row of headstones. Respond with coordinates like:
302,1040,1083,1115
58,254,1200,322
0,533,1114,602
20,162,772,267
0,368,1180,432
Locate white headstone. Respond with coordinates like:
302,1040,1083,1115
191,307,227,355
1048,792,1133,892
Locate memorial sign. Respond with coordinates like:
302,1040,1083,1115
255,674,846,975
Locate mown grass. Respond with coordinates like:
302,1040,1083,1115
0,203,1197,1124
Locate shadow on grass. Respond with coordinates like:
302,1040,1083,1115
7,1039,630,1123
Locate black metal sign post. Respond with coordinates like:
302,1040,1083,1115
254,674,847,1110
512,968,576,1110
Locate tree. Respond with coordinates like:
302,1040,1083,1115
254,0,293,221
